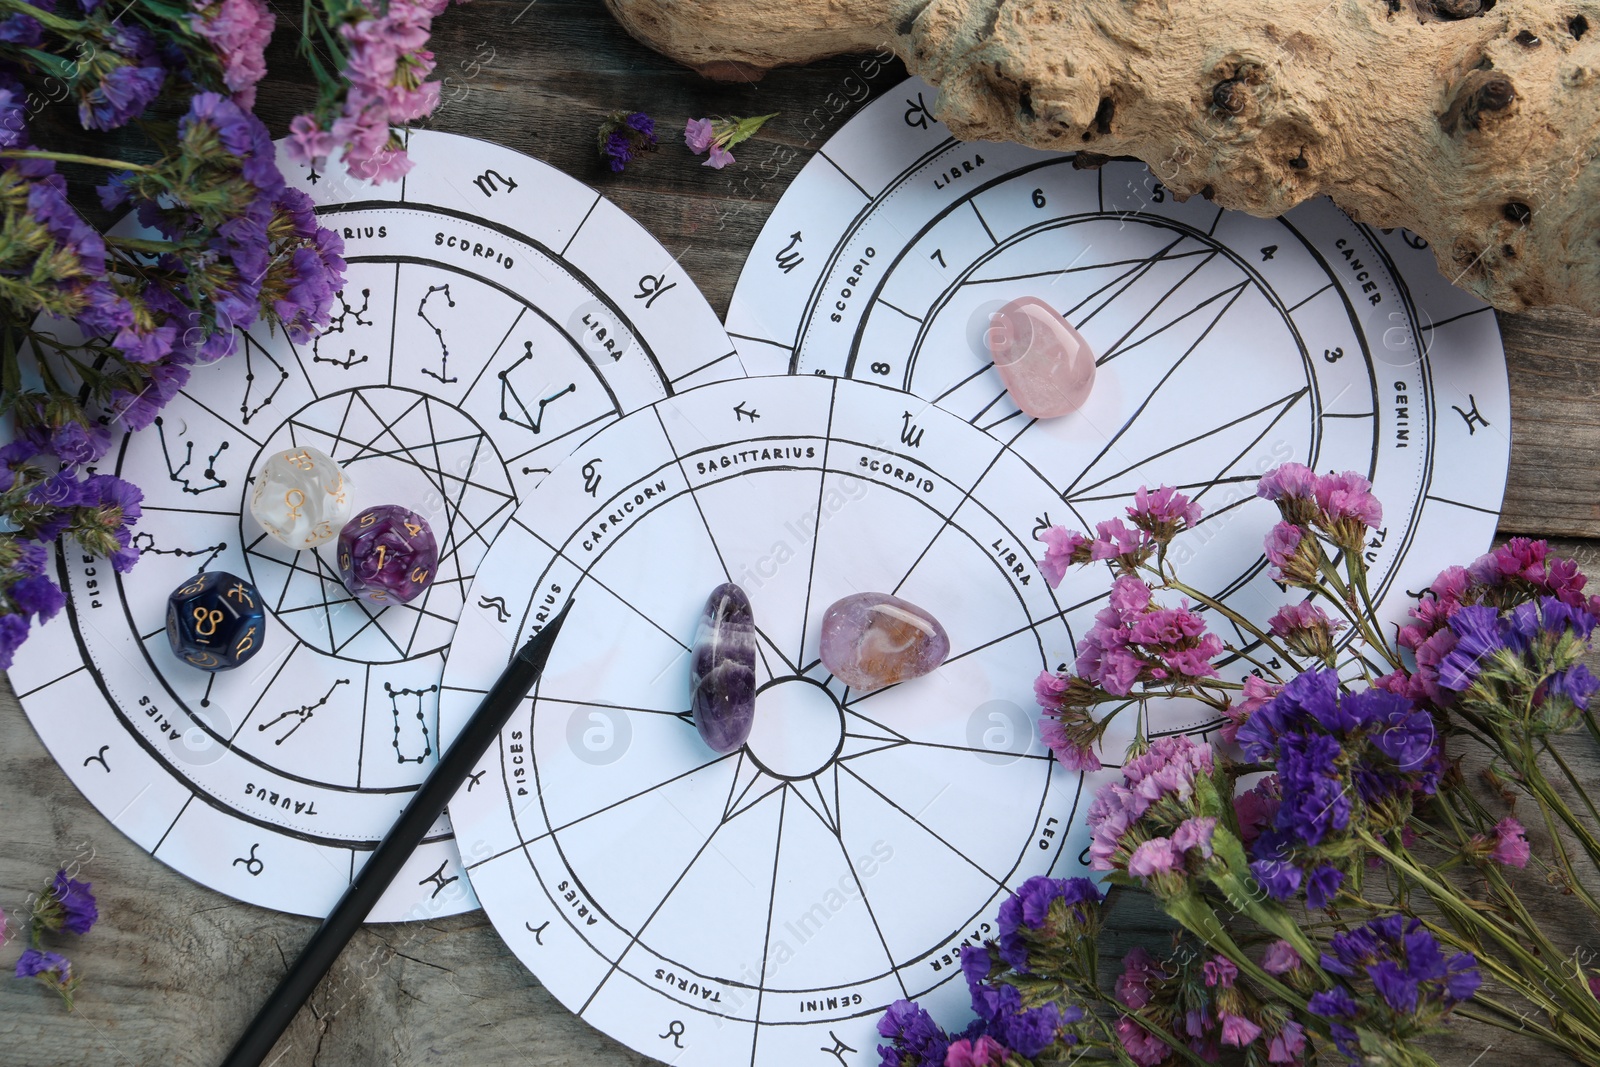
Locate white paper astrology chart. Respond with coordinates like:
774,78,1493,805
442,374,1104,1067
727,78,1512,695
10,131,741,920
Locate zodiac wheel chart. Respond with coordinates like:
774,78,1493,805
441,374,1135,1067
10,131,742,920
727,78,1512,735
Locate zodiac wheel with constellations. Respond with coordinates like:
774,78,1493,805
442,375,1107,1067
10,131,742,920
727,78,1511,735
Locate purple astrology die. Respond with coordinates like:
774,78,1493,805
690,582,757,753
336,505,438,605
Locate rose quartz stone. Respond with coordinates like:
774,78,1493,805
819,592,949,692
986,296,1096,418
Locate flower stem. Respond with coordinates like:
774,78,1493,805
0,150,153,172
0,0,83,32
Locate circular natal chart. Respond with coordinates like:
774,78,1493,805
9,130,742,920
727,77,1512,707
442,374,1154,1067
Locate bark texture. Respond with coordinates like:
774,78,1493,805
604,0,1600,315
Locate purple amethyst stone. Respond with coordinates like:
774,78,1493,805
336,505,438,605
691,582,757,753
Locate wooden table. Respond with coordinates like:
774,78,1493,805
3,2,1598,1063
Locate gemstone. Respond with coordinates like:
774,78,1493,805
166,571,267,672
690,582,757,753
819,592,949,691
985,296,1096,418
336,505,438,605
250,445,353,549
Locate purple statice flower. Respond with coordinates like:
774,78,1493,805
684,117,715,153
0,612,29,670
1549,664,1600,711
1436,604,1505,691
602,131,634,172
190,0,276,108
46,870,98,935
15,948,71,982
0,0,48,46
1037,525,1090,588
624,111,654,137
1126,484,1202,540
1261,940,1302,975
1221,675,1280,744
1305,863,1344,910
995,876,1101,972
109,359,190,433
1235,777,1284,846
11,575,65,621
876,998,948,1067
1320,916,1481,1017
1172,815,1216,858
79,62,166,130
596,110,657,173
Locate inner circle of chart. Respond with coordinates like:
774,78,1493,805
443,375,1094,1066
745,677,845,780
241,386,515,663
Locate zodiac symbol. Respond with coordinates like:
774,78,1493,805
233,844,265,876
903,91,931,129
472,169,518,197
418,859,459,899
524,920,549,944
82,745,110,772
1032,512,1053,539
1452,394,1490,435
899,410,925,448
581,459,602,497
477,595,511,623
466,768,487,791
733,402,760,422
659,1021,686,1048
821,1031,857,1064
774,230,804,273
633,272,677,309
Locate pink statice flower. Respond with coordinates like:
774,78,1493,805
1264,521,1318,584
1116,946,1161,1009
1261,939,1302,975
1075,576,1222,696
1040,717,1101,771
1202,955,1237,988
1266,1019,1306,1063
684,117,715,153
1127,836,1180,877
1219,1012,1262,1048
683,112,778,169
1116,1017,1168,1067
1037,525,1091,587
1256,462,1318,505
1127,484,1202,541
1472,816,1531,867
1087,735,1214,870
1172,815,1217,859
945,1034,1009,1067
1268,601,1345,661
1232,775,1281,849
1221,675,1280,744
1034,669,1105,771
1089,517,1152,569
190,0,274,109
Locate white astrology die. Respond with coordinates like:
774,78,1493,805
250,445,353,549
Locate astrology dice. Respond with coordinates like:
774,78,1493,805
166,571,267,672
250,445,353,549
337,505,438,605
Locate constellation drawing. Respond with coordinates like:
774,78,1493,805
153,417,228,495
131,531,226,573
256,678,350,745
311,287,373,368
418,284,459,384
498,342,576,433
385,681,438,764
237,331,289,425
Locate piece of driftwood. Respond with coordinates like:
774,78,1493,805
605,0,1600,317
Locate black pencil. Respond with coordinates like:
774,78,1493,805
220,598,575,1067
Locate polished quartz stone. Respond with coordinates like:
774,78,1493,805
250,445,353,549
819,592,949,691
986,296,1096,418
690,582,757,752
336,505,438,605
166,570,267,672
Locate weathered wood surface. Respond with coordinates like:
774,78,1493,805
2,2,1599,1064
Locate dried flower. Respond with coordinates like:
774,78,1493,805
683,112,777,168
596,110,658,172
